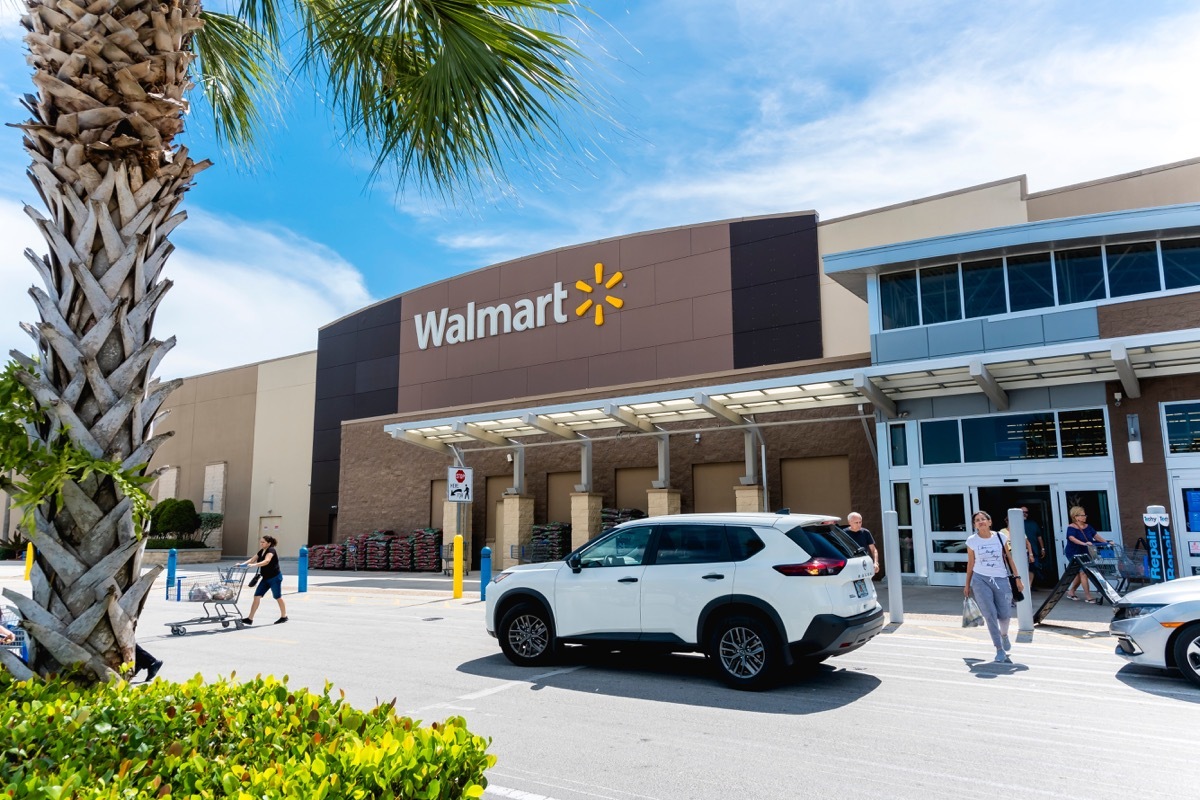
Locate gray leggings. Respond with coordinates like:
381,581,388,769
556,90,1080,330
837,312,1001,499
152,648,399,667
971,574,1013,649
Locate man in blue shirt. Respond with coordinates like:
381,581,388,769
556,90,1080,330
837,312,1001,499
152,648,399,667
1020,506,1046,585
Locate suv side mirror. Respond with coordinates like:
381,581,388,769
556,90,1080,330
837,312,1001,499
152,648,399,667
567,554,582,573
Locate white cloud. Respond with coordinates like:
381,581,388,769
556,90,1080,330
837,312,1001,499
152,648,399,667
0,199,373,380
435,4,1200,263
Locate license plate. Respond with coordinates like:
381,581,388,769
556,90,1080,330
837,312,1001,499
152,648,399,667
854,579,868,598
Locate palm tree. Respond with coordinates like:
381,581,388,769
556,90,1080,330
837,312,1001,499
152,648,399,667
0,0,592,681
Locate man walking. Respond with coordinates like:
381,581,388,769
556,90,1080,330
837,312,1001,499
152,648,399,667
1019,506,1046,586
845,512,880,576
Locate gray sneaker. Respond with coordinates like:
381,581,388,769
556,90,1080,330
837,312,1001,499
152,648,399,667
994,650,1011,663
1001,635,1012,652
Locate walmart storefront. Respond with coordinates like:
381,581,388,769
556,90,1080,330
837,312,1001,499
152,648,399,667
310,159,1200,584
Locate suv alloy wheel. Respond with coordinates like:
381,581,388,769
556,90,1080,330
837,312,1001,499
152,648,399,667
709,614,780,690
499,602,556,666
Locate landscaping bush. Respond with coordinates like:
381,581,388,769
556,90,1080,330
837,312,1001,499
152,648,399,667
197,511,224,545
0,671,494,799
152,497,200,538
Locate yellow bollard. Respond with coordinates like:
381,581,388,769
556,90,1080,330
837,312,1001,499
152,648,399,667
453,534,463,599
24,542,34,581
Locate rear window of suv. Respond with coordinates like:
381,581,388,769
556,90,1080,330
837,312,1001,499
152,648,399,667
783,523,859,559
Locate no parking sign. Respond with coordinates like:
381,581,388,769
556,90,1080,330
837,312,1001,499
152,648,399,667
447,467,473,502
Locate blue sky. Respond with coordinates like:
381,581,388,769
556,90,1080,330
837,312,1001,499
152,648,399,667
2,1,1200,378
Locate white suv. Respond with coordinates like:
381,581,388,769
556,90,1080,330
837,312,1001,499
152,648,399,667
485,512,884,690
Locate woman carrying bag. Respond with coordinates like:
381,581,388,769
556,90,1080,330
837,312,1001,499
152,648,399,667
964,510,1022,664
239,535,288,625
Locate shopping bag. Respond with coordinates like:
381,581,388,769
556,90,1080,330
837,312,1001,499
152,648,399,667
962,596,985,628
248,571,261,587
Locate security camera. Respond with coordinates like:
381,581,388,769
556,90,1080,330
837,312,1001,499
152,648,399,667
1114,392,1123,407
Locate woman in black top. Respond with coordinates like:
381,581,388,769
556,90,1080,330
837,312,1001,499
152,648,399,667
240,534,288,624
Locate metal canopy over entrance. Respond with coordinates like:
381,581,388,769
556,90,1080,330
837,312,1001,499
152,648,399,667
385,328,1200,452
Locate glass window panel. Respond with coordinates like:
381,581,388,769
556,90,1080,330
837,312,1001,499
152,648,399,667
1055,247,1105,305
919,265,962,324
1063,490,1111,532
725,526,766,561
889,424,908,467
1163,238,1200,290
880,271,919,330
929,494,967,533
933,560,968,573
892,482,912,527
1164,402,1200,454
653,524,730,565
961,258,1006,318
920,420,961,464
962,413,1058,462
1059,409,1109,458
1007,253,1055,312
579,526,652,567
1106,242,1161,297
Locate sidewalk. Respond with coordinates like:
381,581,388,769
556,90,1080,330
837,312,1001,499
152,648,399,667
0,559,1115,630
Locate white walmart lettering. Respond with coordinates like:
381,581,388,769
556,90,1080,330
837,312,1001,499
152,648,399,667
414,282,569,350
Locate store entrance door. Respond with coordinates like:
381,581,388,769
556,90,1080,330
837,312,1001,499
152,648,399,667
977,484,1052,586
1049,484,1117,579
1168,469,1200,578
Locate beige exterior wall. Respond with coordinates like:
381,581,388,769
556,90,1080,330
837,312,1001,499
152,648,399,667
149,351,316,559
1027,158,1200,221
817,178,1030,357
247,352,317,560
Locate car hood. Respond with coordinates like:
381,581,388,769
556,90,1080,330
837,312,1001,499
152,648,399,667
1121,575,1200,604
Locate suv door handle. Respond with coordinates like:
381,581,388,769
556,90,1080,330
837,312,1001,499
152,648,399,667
702,573,725,580
618,577,639,583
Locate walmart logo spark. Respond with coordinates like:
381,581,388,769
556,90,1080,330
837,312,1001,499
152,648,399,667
575,263,624,325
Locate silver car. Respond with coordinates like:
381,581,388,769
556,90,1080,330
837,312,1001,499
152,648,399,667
1110,575,1200,687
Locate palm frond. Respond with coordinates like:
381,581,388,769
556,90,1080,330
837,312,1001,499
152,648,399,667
192,10,285,156
298,0,592,195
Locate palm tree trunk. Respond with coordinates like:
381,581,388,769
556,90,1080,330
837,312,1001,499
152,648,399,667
0,0,207,681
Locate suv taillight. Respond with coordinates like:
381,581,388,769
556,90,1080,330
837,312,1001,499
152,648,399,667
774,558,847,577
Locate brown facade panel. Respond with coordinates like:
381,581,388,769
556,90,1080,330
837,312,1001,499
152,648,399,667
620,227,692,270
1098,292,1200,339
499,252,558,297
653,249,732,304
691,223,731,255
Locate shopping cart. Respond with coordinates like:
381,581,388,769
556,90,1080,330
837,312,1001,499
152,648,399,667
164,565,249,636
1087,542,1145,595
1,606,29,663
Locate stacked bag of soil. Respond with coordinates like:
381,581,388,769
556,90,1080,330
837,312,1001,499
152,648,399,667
600,507,647,535
530,522,571,563
412,528,442,572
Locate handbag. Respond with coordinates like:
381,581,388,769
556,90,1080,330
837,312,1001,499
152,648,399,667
1000,534,1024,602
248,570,261,587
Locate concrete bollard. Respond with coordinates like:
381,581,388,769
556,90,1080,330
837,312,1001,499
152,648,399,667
166,549,177,600
481,546,492,602
883,511,903,624
298,546,308,593
453,534,464,599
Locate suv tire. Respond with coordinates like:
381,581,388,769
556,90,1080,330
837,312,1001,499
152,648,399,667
709,613,779,691
499,602,556,667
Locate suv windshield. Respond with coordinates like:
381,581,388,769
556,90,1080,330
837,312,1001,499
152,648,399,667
783,523,859,559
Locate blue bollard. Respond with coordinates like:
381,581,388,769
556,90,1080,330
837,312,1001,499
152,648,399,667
166,549,177,599
480,546,492,602
298,546,308,593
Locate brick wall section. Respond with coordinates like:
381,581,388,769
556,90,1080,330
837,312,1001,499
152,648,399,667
1098,292,1200,338
1110,373,1200,544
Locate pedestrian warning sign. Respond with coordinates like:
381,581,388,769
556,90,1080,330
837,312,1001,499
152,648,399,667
447,467,473,503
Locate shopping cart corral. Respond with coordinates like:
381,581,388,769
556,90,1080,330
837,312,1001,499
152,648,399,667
165,565,250,635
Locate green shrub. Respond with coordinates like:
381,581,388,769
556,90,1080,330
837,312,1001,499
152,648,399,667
145,538,209,549
0,671,494,799
197,511,224,545
152,497,200,538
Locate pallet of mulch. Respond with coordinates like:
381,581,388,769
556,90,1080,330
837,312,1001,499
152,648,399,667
319,543,347,570
389,535,415,572
600,507,647,535
343,533,371,570
364,531,397,571
306,544,329,570
411,528,442,572
530,522,571,563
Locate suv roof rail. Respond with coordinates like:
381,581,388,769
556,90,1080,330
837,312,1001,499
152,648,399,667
775,507,790,515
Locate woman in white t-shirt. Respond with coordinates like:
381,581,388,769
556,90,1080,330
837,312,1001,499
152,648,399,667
964,510,1023,664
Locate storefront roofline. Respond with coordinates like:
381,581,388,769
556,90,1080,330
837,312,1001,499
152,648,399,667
385,328,1200,454
824,203,1200,301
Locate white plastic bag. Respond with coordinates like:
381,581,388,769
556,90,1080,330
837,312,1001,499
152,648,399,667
962,595,985,628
